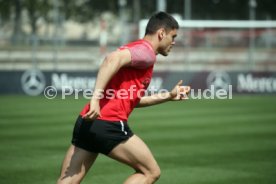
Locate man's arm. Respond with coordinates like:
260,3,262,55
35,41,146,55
83,49,131,120
136,80,190,108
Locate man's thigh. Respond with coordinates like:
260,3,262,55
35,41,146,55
58,145,98,182
107,135,159,173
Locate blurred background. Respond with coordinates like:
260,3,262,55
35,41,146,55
1,1,276,184
0,0,276,95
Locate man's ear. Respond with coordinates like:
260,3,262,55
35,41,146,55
157,28,166,40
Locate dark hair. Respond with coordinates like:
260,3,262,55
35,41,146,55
145,12,179,35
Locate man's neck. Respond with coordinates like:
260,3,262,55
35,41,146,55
142,35,159,55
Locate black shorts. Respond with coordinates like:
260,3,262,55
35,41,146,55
71,116,134,155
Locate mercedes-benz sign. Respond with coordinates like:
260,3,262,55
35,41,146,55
21,69,46,96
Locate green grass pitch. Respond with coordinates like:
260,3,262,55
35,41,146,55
0,95,276,184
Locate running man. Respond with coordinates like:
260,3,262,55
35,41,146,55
57,12,190,184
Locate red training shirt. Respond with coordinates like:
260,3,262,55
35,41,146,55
80,39,156,121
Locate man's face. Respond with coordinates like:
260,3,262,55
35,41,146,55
158,29,178,56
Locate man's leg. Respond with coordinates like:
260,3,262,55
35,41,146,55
108,135,161,184
57,145,98,184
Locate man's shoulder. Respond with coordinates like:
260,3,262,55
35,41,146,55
120,39,151,49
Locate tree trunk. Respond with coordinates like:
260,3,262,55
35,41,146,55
12,0,22,45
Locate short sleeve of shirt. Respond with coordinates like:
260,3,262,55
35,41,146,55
127,41,156,69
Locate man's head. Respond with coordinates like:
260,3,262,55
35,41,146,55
145,12,179,35
145,12,179,56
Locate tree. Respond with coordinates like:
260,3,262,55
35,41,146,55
12,0,23,44
23,0,51,35
0,0,12,22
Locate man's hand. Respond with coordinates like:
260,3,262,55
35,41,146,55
82,99,101,120
170,80,191,101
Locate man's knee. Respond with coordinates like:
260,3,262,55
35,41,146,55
57,177,81,184
56,178,69,184
56,179,65,184
147,166,161,183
